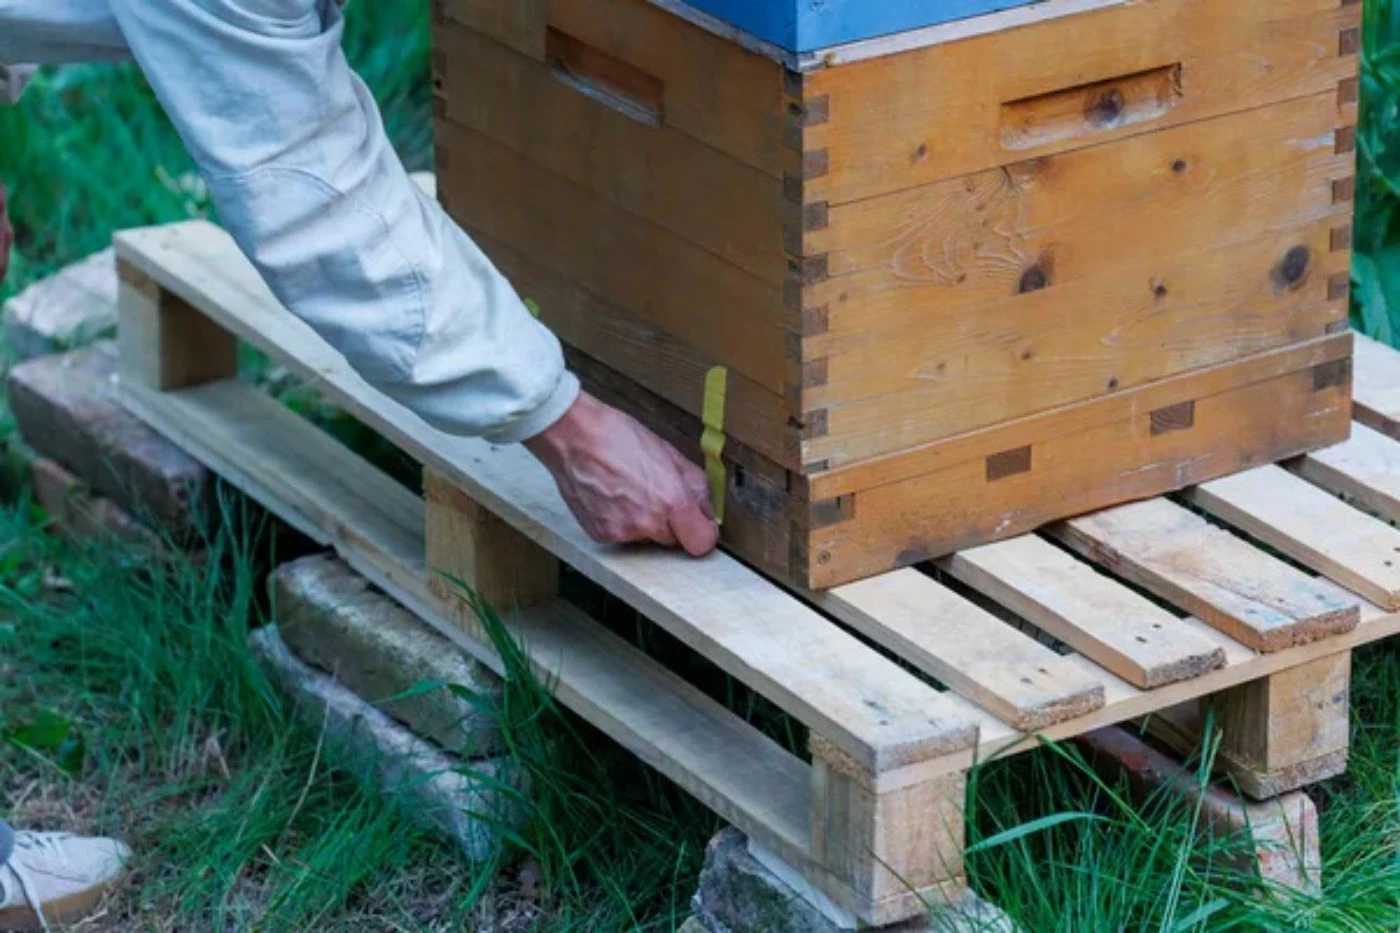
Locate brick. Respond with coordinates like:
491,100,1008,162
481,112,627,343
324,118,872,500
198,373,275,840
1077,726,1321,893
8,342,211,540
690,829,1012,933
2,247,118,360
271,554,504,756
249,624,521,863
30,456,168,552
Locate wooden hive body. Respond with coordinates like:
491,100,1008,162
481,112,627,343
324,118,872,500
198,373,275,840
432,0,1360,588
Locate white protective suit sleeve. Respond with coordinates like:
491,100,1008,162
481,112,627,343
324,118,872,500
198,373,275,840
0,0,580,443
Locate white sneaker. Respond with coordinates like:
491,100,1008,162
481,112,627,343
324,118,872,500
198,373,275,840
0,831,130,931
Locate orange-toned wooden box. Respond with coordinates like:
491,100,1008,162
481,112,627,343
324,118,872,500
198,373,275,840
432,0,1360,588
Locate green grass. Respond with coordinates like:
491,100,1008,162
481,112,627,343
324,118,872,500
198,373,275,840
2,1,1400,930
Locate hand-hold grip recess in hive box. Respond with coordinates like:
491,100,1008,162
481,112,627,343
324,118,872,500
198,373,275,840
1000,62,1184,150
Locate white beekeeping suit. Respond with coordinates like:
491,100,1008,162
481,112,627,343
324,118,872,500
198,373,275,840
0,0,580,443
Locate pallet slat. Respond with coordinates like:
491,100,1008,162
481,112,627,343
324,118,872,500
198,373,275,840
1187,465,1400,610
1050,499,1360,653
940,536,1227,689
816,570,1105,731
1354,333,1400,441
121,377,819,869
1293,423,1400,524
113,221,977,775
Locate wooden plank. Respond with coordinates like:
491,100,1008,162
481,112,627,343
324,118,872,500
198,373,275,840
436,122,790,395
115,376,819,884
1050,499,1360,653
1354,332,1400,440
805,343,1352,587
940,536,1226,689
440,0,790,177
466,225,796,470
117,265,238,391
802,0,1359,202
816,569,1105,731
113,221,978,775
1187,465,1400,610
435,25,784,284
807,334,1352,499
803,220,1349,465
1292,423,1400,523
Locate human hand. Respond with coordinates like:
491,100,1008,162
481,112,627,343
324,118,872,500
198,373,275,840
525,391,720,557
0,182,12,286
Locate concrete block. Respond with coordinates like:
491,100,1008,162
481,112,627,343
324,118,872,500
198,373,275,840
271,554,504,756
249,624,522,863
690,829,1013,933
1077,726,1321,894
8,342,211,540
3,247,117,360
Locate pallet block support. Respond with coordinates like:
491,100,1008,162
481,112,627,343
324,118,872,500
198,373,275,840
1152,653,1351,800
424,468,561,615
117,264,238,391
808,735,967,923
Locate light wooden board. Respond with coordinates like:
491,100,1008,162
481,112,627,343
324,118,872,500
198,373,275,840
436,122,789,395
802,221,1349,465
1051,499,1360,653
806,347,1352,586
940,536,1226,689
113,221,975,775
441,0,790,178
815,569,1105,731
1293,423,1400,523
435,24,785,285
118,376,820,883
1187,465,1400,610
1354,332,1400,440
802,0,1359,203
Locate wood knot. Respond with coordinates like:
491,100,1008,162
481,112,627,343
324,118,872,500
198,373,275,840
1018,263,1051,294
1171,158,1188,174
1085,87,1126,126
1272,245,1312,292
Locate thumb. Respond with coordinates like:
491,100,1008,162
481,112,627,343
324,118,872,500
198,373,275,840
669,501,720,557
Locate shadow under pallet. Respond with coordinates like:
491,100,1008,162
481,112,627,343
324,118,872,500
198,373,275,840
113,219,1400,927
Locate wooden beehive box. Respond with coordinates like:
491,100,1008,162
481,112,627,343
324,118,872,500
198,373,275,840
432,0,1360,589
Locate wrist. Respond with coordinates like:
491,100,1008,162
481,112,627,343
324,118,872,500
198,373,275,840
525,389,600,464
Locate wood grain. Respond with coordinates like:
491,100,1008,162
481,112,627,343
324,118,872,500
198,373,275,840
1292,423,1400,523
1354,332,1400,440
1051,499,1360,653
114,223,977,774
941,536,1226,689
816,569,1105,730
436,121,790,394
1187,465,1400,610
801,0,1359,202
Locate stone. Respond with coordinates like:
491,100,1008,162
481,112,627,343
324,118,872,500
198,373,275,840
271,553,504,756
30,455,168,552
690,829,1013,933
3,247,118,360
249,624,521,863
1077,725,1321,894
8,342,211,540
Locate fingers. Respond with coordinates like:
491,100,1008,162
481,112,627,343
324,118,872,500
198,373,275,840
669,500,720,556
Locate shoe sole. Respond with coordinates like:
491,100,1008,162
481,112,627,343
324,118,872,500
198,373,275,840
0,883,109,931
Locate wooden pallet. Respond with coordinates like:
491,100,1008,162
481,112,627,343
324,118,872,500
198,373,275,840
113,220,1400,926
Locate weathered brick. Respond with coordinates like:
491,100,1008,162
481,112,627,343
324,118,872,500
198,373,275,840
249,624,521,863
8,342,211,540
272,554,504,757
1077,725,1321,893
30,456,168,552
2,247,117,360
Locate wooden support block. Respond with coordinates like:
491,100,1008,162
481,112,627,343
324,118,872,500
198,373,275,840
116,262,237,391
1152,653,1351,800
808,734,967,924
424,468,560,613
